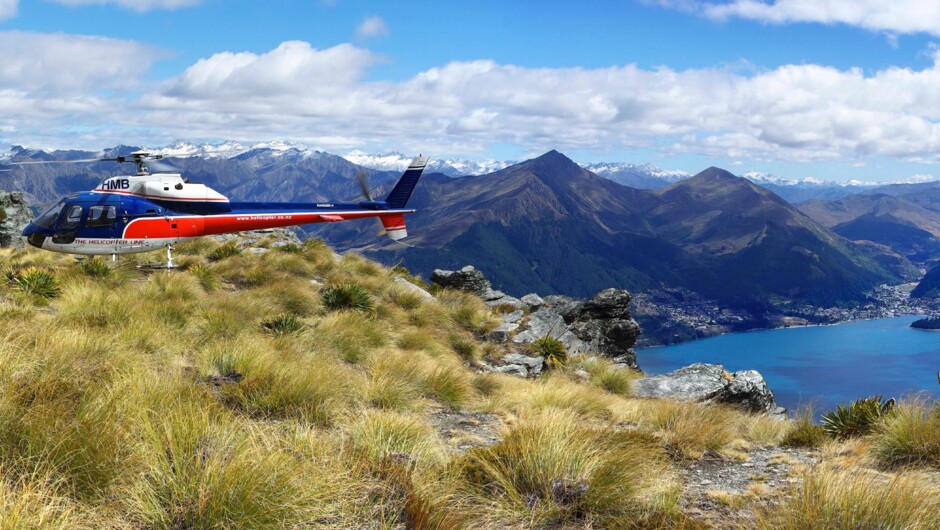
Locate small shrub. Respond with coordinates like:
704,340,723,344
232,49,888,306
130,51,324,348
207,240,242,261
9,267,60,299
821,395,895,439
530,336,567,369
321,284,374,313
78,258,112,278
873,399,940,468
781,408,828,449
261,314,305,335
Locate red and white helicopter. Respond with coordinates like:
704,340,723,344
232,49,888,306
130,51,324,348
13,151,427,267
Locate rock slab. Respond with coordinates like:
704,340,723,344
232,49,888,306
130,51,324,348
632,363,781,414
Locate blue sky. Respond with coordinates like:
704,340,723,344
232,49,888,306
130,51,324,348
2,0,940,182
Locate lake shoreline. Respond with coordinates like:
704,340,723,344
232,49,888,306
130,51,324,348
636,316,940,414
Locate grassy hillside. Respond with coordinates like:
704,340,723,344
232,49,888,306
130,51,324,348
0,240,938,528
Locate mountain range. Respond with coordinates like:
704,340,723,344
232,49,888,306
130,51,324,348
0,143,927,308
332,151,914,306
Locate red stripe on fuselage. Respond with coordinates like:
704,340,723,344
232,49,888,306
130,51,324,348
122,210,411,239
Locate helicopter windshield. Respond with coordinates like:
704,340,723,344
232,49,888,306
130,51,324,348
33,200,65,230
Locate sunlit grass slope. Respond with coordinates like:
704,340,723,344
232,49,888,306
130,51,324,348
0,238,935,528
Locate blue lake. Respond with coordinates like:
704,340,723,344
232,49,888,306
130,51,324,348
637,316,940,413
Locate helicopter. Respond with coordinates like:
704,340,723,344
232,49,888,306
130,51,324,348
11,151,428,267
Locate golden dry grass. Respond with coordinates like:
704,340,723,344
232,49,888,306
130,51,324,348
0,241,873,528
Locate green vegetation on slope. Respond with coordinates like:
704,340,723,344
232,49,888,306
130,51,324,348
0,240,938,528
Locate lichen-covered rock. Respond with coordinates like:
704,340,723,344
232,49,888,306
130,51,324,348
520,293,544,310
0,191,32,248
430,266,491,296
502,353,544,377
632,363,781,414
393,277,434,301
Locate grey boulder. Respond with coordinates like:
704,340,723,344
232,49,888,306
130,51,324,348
632,363,781,414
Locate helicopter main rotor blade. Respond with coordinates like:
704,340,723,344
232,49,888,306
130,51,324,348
9,157,115,165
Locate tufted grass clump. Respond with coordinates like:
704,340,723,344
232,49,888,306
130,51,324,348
207,240,242,261
458,409,674,526
781,407,828,449
642,399,738,459
78,257,112,278
821,395,895,439
128,404,332,529
321,283,374,313
530,336,567,369
756,469,940,529
188,263,220,291
9,266,60,299
261,314,305,335
872,399,940,468
277,243,304,253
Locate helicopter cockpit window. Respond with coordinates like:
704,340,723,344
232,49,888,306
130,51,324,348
86,205,117,228
60,205,83,231
34,200,65,230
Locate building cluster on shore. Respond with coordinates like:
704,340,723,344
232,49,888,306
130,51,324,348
630,283,940,346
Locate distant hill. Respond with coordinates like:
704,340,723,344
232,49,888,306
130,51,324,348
798,190,940,263
912,265,940,298
335,151,912,306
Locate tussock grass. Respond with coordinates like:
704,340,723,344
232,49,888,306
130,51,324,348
782,407,829,449
435,289,500,334
641,399,739,459
0,468,88,529
504,374,614,420
458,409,676,526
745,414,791,446
0,242,875,528
872,398,940,468
129,403,331,529
576,355,641,396
757,469,940,529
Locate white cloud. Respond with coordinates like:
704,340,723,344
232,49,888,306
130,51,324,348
657,0,940,36
11,36,940,168
356,15,389,39
0,0,17,21
0,31,164,92
131,41,940,164
50,0,203,11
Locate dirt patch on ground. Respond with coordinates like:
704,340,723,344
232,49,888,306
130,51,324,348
427,408,504,454
680,447,818,527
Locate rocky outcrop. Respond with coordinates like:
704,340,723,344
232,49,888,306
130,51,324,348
632,363,782,415
513,289,642,369
431,266,525,309
0,191,32,248
431,266,643,369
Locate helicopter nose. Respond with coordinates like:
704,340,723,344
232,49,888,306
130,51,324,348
22,223,47,249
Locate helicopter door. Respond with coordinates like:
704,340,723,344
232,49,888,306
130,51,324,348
52,204,83,244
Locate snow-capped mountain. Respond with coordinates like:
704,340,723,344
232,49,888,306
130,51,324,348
147,139,325,160
342,151,514,177
581,162,690,189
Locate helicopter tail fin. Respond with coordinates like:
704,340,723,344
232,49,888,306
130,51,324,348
380,213,408,241
385,155,428,209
